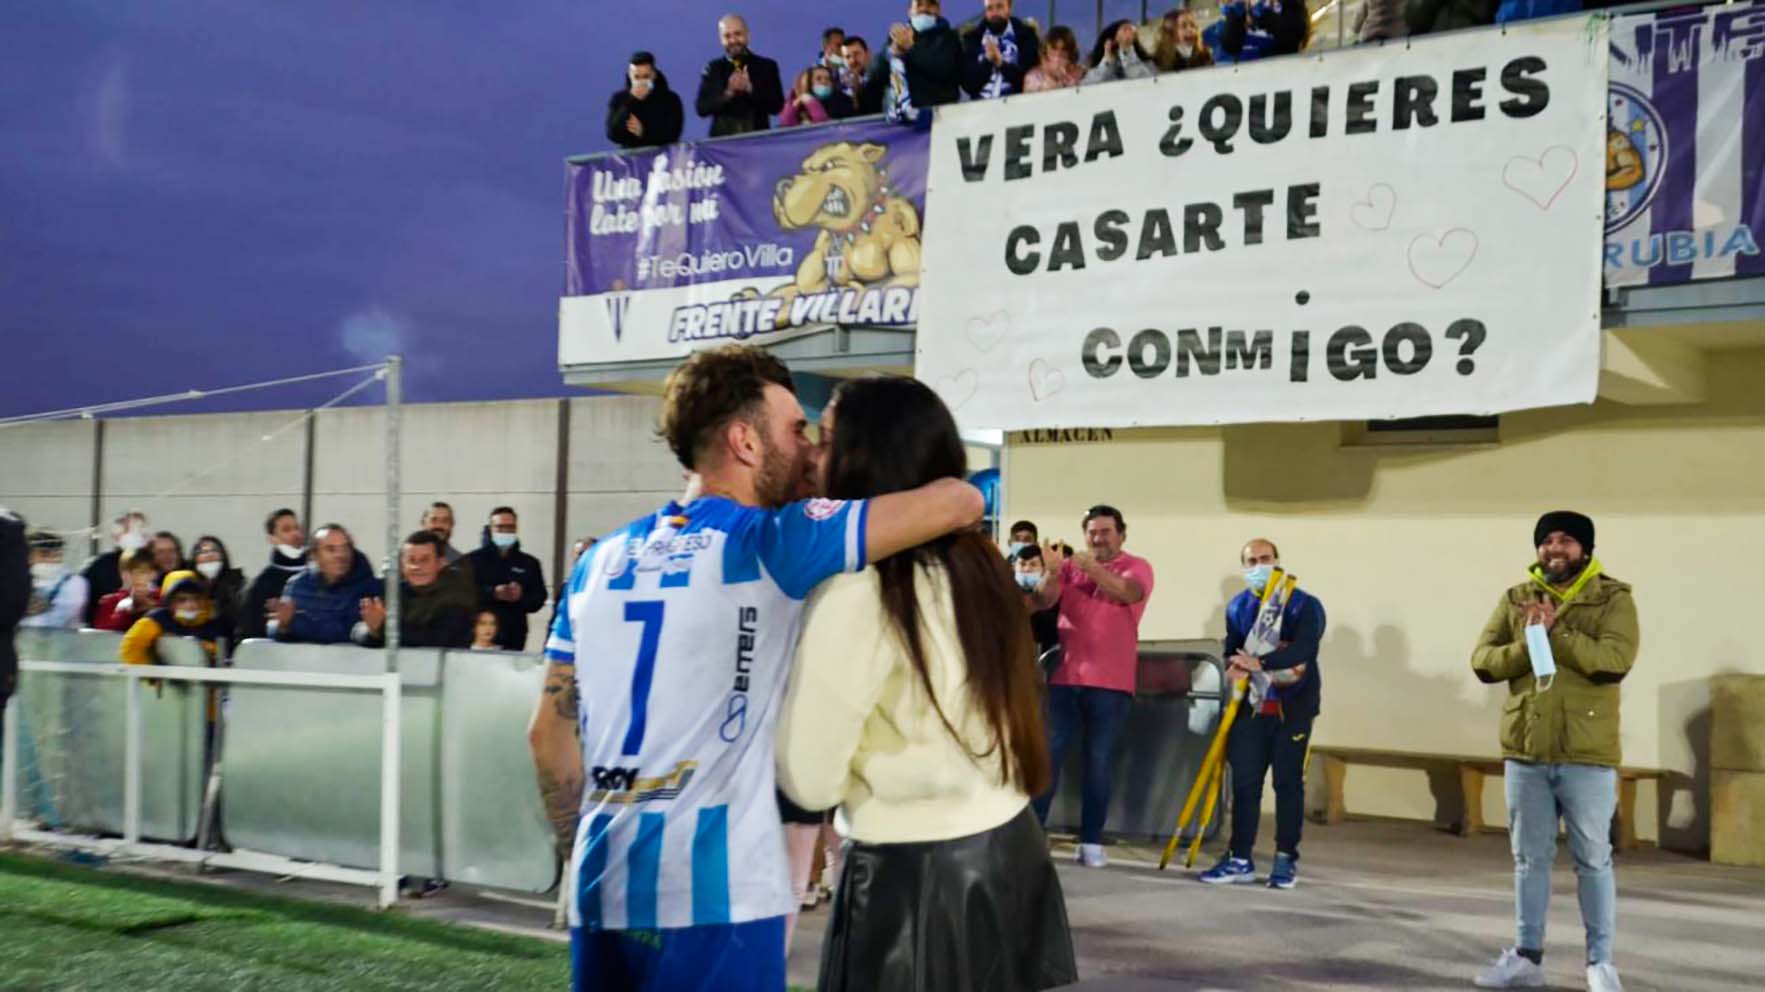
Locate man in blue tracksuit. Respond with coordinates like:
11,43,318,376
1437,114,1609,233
1200,538,1325,890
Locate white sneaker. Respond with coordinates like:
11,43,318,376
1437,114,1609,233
1076,843,1107,868
1586,962,1623,992
1474,948,1546,988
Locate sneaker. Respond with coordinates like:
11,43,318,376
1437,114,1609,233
1267,852,1298,890
1586,962,1623,992
1076,843,1108,868
1474,948,1546,988
1197,856,1257,884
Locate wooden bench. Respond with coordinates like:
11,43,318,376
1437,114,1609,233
1309,746,1665,851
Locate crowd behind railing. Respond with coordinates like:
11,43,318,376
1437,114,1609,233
604,0,1600,149
14,505,597,667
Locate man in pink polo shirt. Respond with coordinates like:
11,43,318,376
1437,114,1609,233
1028,504,1155,868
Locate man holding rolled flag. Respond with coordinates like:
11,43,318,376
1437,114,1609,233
1197,538,1326,889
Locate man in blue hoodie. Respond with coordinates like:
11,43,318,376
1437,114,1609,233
271,523,379,644
1199,538,1326,890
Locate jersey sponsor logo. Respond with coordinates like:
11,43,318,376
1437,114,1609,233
720,606,759,742
802,498,845,521
585,760,697,805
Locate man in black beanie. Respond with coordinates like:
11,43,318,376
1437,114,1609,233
1470,510,1638,992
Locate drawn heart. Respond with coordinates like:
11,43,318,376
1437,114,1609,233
937,369,979,410
965,311,1010,353
1350,183,1397,231
1028,359,1065,402
1407,229,1479,289
1503,146,1578,211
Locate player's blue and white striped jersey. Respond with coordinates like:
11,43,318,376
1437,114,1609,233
547,494,869,931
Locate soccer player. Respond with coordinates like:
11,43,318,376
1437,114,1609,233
527,346,983,991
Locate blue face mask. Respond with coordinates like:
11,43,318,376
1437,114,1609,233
811,83,834,99
1014,571,1042,592
1005,541,1028,559
1244,563,1274,593
910,13,938,32
491,532,518,550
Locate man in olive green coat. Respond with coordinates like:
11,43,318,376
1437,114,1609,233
1469,511,1638,992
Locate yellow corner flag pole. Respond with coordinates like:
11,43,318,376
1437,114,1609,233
1159,677,1246,869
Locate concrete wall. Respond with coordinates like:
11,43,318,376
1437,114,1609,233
1001,346,1765,849
0,395,691,655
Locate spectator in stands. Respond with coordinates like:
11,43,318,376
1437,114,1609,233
1154,8,1214,71
191,536,245,644
1471,511,1635,992
1015,544,1061,658
1006,518,1039,559
864,0,964,124
466,507,547,651
1494,0,1580,25
1354,0,1410,43
271,523,378,644
240,508,306,642
93,549,161,632
1198,539,1326,890
352,530,475,649
695,14,785,137
423,502,465,564
149,531,188,582
778,375,1075,989
1404,0,1496,37
547,535,598,636
1085,20,1156,83
1025,25,1085,92
20,531,88,630
470,609,500,651
962,0,1041,100
0,507,28,721
841,36,878,111
818,26,847,72
780,64,856,126
120,569,229,667
607,51,685,149
1027,504,1155,868
1218,0,1310,62
80,510,148,625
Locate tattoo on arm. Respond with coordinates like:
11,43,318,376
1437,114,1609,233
537,766,584,857
544,666,580,722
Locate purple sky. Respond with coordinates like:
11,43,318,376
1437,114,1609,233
0,1,1129,418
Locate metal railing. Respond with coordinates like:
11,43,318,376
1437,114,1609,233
1,661,404,908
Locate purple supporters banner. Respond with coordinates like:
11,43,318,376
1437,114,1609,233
559,118,929,365
1605,1,1765,287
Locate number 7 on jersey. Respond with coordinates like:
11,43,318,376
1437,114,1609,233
620,600,665,754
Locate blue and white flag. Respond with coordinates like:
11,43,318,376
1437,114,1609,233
1605,1,1765,287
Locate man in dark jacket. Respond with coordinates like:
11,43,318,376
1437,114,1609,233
608,51,684,149
864,0,964,123
961,0,1041,100
1198,538,1325,891
353,531,473,649
0,506,29,720
239,507,307,642
1220,0,1312,61
271,523,379,644
695,14,784,137
464,507,547,652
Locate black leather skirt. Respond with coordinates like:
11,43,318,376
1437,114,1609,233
817,805,1078,992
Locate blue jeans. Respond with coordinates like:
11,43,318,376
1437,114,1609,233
1504,760,1617,965
1032,685,1133,844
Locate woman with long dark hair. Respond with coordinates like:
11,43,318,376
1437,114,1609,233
1084,19,1155,83
776,376,1076,992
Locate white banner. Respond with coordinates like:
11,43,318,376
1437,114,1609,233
916,17,1609,430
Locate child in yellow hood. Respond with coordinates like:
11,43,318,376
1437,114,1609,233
120,569,229,666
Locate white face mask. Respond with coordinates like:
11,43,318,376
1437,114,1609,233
31,561,64,584
491,532,518,550
630,77,653,97
118,530,147,552
196,561,223,580
174,607,201,623
277,543,306,559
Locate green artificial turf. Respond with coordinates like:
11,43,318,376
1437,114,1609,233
0,852,571,991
